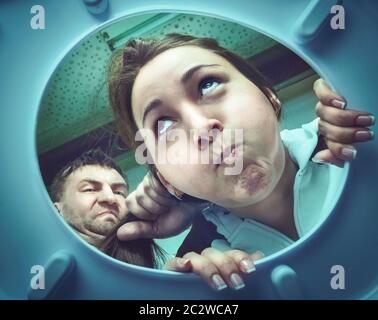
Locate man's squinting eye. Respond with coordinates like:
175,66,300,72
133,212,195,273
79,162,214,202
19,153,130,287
114,190,126,197
199,77,221,97
156,119,175,136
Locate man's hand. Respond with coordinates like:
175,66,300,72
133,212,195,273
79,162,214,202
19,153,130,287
313,78,375,167
117,172,205,241
165,248,264,291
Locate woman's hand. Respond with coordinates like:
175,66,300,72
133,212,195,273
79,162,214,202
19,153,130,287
165,248,264,291
117,172,204,241
313,78,375,167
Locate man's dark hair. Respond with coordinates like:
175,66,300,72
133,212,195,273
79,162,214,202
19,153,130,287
50,149,127,202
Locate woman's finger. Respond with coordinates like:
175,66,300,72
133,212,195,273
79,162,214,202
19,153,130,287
117,220,155,240
143,174,175,207
182,251,228,291
164,257,192,272
126,189,161,221
146,172,174,199
312,149,345,168
250,251,265,262
318,119,375,144
200,248,245,290
315,102,375,127
135,183,170,216
325,139,357,161
224,250,264,274
313,78,346,108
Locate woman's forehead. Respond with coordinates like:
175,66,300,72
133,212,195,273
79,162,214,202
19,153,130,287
136,47,225,85
132,46,231,113
143,45,227,74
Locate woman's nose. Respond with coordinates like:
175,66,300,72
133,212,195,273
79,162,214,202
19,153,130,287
181,104,224,150
193,118,224,151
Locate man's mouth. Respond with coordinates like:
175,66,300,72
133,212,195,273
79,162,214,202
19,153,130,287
96,210,117,218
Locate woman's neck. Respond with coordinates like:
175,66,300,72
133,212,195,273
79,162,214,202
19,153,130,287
227,147,299,241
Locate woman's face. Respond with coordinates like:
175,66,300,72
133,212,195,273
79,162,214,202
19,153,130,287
131,46,285,208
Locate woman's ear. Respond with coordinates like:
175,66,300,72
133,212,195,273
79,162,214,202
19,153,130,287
155,170,184,200
262,86,282,117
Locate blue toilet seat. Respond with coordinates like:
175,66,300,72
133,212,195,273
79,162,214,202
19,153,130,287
0,0,377,299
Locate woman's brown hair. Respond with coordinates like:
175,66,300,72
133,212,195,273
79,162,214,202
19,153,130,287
100,217,167,268
108,33,281,150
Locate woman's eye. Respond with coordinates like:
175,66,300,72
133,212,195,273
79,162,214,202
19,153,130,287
156,119,175,136
83,188,95,192
199,78,220,97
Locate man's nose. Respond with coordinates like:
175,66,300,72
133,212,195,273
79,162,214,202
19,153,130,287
98,185,117,205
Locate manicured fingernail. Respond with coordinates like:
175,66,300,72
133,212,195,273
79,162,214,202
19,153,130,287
331,99,346,109
230,273,245,290
341,147,357,160
356,115,375,126
252,251,265,260
240,258,255,273
355,130,374,141
211,274,227,291
177,258,190,268
311,157,327,164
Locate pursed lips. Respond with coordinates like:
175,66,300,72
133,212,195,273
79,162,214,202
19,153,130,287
213,143,241,168
96,210,118,218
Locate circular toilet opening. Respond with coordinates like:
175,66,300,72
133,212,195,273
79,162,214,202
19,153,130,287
36,10,347,281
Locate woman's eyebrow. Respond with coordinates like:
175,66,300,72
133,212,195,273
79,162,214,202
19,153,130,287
180,63,221,85
142,98,162,127
141,64,221,126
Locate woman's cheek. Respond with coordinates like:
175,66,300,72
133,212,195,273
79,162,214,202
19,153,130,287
158,164,193,193
248,103,278,136
224,94,271,128
166,142,185,164
162,159,214,196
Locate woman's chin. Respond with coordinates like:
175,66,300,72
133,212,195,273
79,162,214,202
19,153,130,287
233,163,272,200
